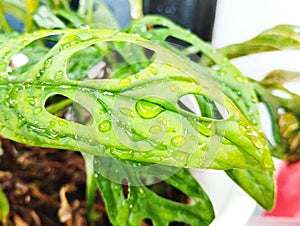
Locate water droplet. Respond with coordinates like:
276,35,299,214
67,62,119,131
120,77,131,86
251,95,257,103
99,120,111,132
44,56,53,68
171,135,186,147
36,69,45,79
34,107,42,114
134,74,140,79
149,66,157,75
135,100,164,119
197,143,206,150
243,126,264,149
216,69,225,76
149,125,161,134
56,70,64,79
164,121,176,132
50,120,56,126
119,107,135,118
58,120,68,127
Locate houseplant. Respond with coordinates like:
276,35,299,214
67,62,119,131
0,0,299,225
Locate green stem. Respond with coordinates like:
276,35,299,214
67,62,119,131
128,0,143,19
87,0,94,23
82,154,99,222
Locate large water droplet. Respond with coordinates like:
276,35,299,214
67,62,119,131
99,120,111,132
135,100,164,119
171,135,186,147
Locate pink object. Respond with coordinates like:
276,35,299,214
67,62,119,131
265,161,300,217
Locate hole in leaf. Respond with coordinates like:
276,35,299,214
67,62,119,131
103,42,156,79
147,181,190,204
67,44,105,81
271,89,292,99
178,94,229,120
121,178,129,199
166,36,191,48
45,94,92,125
169,222,191,226
165,36,201,61
284,81,300,95
141,218,153,226
8,35,59,76
66,41,156,81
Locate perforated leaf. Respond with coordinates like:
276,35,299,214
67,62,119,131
0,29,273,171
126,16,275,209
94,164,214,226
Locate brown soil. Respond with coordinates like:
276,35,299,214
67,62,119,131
0,137,190,226
0,137,110,226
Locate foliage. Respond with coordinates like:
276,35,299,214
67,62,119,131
0,0,299,225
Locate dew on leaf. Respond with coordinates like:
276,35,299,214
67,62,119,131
171,135,186,147
99,120,111,132
135,100,164,119
120,77,131,86
149,65,157,75
34,107,42,114
56,70,64,79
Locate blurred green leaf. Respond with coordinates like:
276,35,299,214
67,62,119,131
0,186,9,225
95,164,214,226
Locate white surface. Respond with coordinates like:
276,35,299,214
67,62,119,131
197,1,300,226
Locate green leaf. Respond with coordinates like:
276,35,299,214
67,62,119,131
0,29,273,171
33,6,66,29
226,169,275,210
94,162,214,226
126,16,276,209
217,25,300,60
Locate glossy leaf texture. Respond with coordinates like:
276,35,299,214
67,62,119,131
94,163,214,226
0,29,273,172
126,16,275,209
